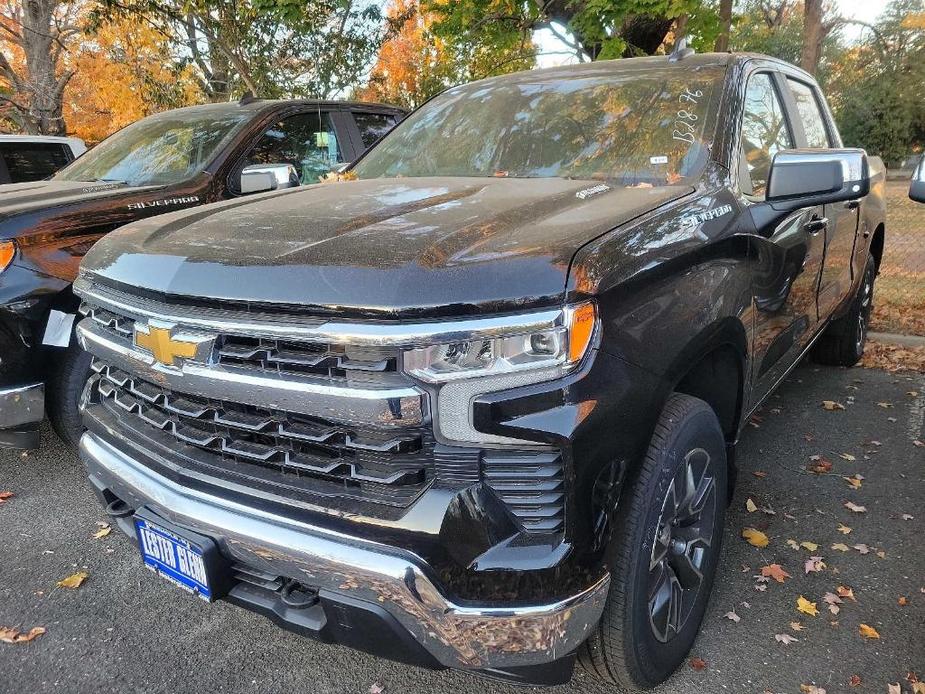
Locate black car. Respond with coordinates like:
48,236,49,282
0,97,404,450
73,52,885,689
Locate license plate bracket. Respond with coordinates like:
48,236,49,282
133,507,231,602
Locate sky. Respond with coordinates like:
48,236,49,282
535,0,893,67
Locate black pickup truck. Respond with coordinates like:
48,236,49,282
0,98,404,450
73,52,885,690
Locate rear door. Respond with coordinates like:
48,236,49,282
783,76,858,320
0,141,74,183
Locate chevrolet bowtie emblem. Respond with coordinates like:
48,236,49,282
134,322,214,367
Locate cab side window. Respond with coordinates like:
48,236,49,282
740,73,793,197
353,112,397,149
787,78,832,148
245,112,344,185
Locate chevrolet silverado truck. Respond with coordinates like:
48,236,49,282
0,97,403,450
73,52,885,690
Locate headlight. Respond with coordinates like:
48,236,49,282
402,302,597,446
0,241,14,273
403,302,596,383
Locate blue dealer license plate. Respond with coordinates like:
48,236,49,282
135,518,213,601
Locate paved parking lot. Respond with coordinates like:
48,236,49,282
1,362,923,693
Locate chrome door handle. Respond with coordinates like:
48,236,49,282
804,217,828,234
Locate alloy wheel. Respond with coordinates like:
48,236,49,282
647,447,717,643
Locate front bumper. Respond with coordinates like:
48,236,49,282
79,430,610,683
0,382,43,449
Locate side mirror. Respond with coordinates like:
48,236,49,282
751,149,869,230
910,156,925,203
240,163,299,194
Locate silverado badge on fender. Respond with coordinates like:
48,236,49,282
133,323,214,367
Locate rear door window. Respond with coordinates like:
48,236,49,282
353,112,397,149
740,73,794,197
0,142,72,182
786,78,832,148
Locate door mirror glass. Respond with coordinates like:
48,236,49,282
910,156,925,203
239,163,299,195
766,149,869,209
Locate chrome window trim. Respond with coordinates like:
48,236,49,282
75,276,564,347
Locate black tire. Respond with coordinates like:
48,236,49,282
46,340,93,450
579,393,727,691
812,254,876,367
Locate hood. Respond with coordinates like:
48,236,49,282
0,179,161,227
81,176,691,316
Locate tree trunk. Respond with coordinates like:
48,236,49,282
21,0,69,134
801,0,824,74
715,0,733,51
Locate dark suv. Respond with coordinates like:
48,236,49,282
73,53,885,689
0,98,403,450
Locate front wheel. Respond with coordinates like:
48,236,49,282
580,393,727,691
46,340,93,450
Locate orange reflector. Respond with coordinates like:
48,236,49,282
0,241,14,272
567,302,596,363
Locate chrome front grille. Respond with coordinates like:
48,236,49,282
216,336,397,377
90,361,434,507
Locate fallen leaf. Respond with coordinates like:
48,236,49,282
790,621,805,631
853,543,870,555
843,475,862,489
800,541,820,552
56,571,88,589
844,501,867,513
889,685,900,694
914,440,924,448
0,626,46,644
839,453,857,461
752,470,768,478
837,585,856,601
760,564,792,583
837,523,852,534
913,683,925,694
775,633,798,645
787,539,801,550
801,685,827,694
724,610,741,623
808,456,833,474
876,401,893,408
822,400,845,410
831,543,850,552
93,525,111,539
0,491,13,503
805,556,826,574
754,583,768,592
898,596,908,606
369,683,385,694
848,674,862,687
902,514,914,521
742,527,769,548
689,656,707,671
746,498,758,513
797,595,819,616
858,623,880,639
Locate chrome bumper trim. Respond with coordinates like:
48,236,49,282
75,276,564,347
79,431,609,669
77,320,425,426
0,382,44,429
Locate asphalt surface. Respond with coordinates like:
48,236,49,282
1,363,923,694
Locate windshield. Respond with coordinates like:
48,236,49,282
354,65,723,185
55,110,250,187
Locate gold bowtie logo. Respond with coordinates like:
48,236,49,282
134,324,210,367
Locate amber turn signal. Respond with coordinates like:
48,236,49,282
567,301,596,363
0,241,14,273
